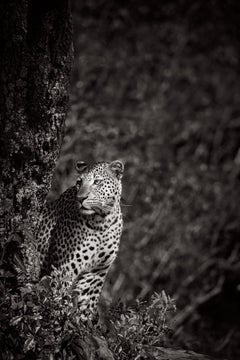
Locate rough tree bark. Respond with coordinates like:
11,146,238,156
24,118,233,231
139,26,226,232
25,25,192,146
0,0,73,277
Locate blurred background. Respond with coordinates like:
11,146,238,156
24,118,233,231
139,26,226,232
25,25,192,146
50,1,240,359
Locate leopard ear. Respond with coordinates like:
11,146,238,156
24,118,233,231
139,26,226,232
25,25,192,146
75,161,88,173
109,160,124,179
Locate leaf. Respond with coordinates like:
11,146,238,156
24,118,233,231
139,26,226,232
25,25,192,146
39,275,52,292
19,286,33,295
23,335,36,353
13,254,26,273
10,315,23,326
11,298,24,310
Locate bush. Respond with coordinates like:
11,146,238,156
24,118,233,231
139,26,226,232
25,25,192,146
0,242,176,359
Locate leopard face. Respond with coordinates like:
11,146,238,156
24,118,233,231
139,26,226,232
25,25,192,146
75,160,124,216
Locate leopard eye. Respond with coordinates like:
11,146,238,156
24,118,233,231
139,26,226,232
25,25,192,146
94,179,102,185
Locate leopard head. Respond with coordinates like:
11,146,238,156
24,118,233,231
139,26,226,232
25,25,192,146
75,160,124,216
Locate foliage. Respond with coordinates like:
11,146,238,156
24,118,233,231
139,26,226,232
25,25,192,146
0,243,175,359
106,291,176,359
0,265,79,358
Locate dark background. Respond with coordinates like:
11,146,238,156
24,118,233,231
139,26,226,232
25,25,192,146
51,1,240,358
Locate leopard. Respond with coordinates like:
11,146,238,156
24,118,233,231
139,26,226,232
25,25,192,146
37,160,124,318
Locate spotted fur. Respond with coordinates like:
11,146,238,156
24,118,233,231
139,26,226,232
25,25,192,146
37,160,124,317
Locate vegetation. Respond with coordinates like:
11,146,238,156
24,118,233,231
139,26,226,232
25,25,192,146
0,250,176,359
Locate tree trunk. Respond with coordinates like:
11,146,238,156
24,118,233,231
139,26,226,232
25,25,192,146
0,0,73,274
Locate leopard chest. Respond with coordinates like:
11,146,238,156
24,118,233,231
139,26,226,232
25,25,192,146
53,215,122,277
